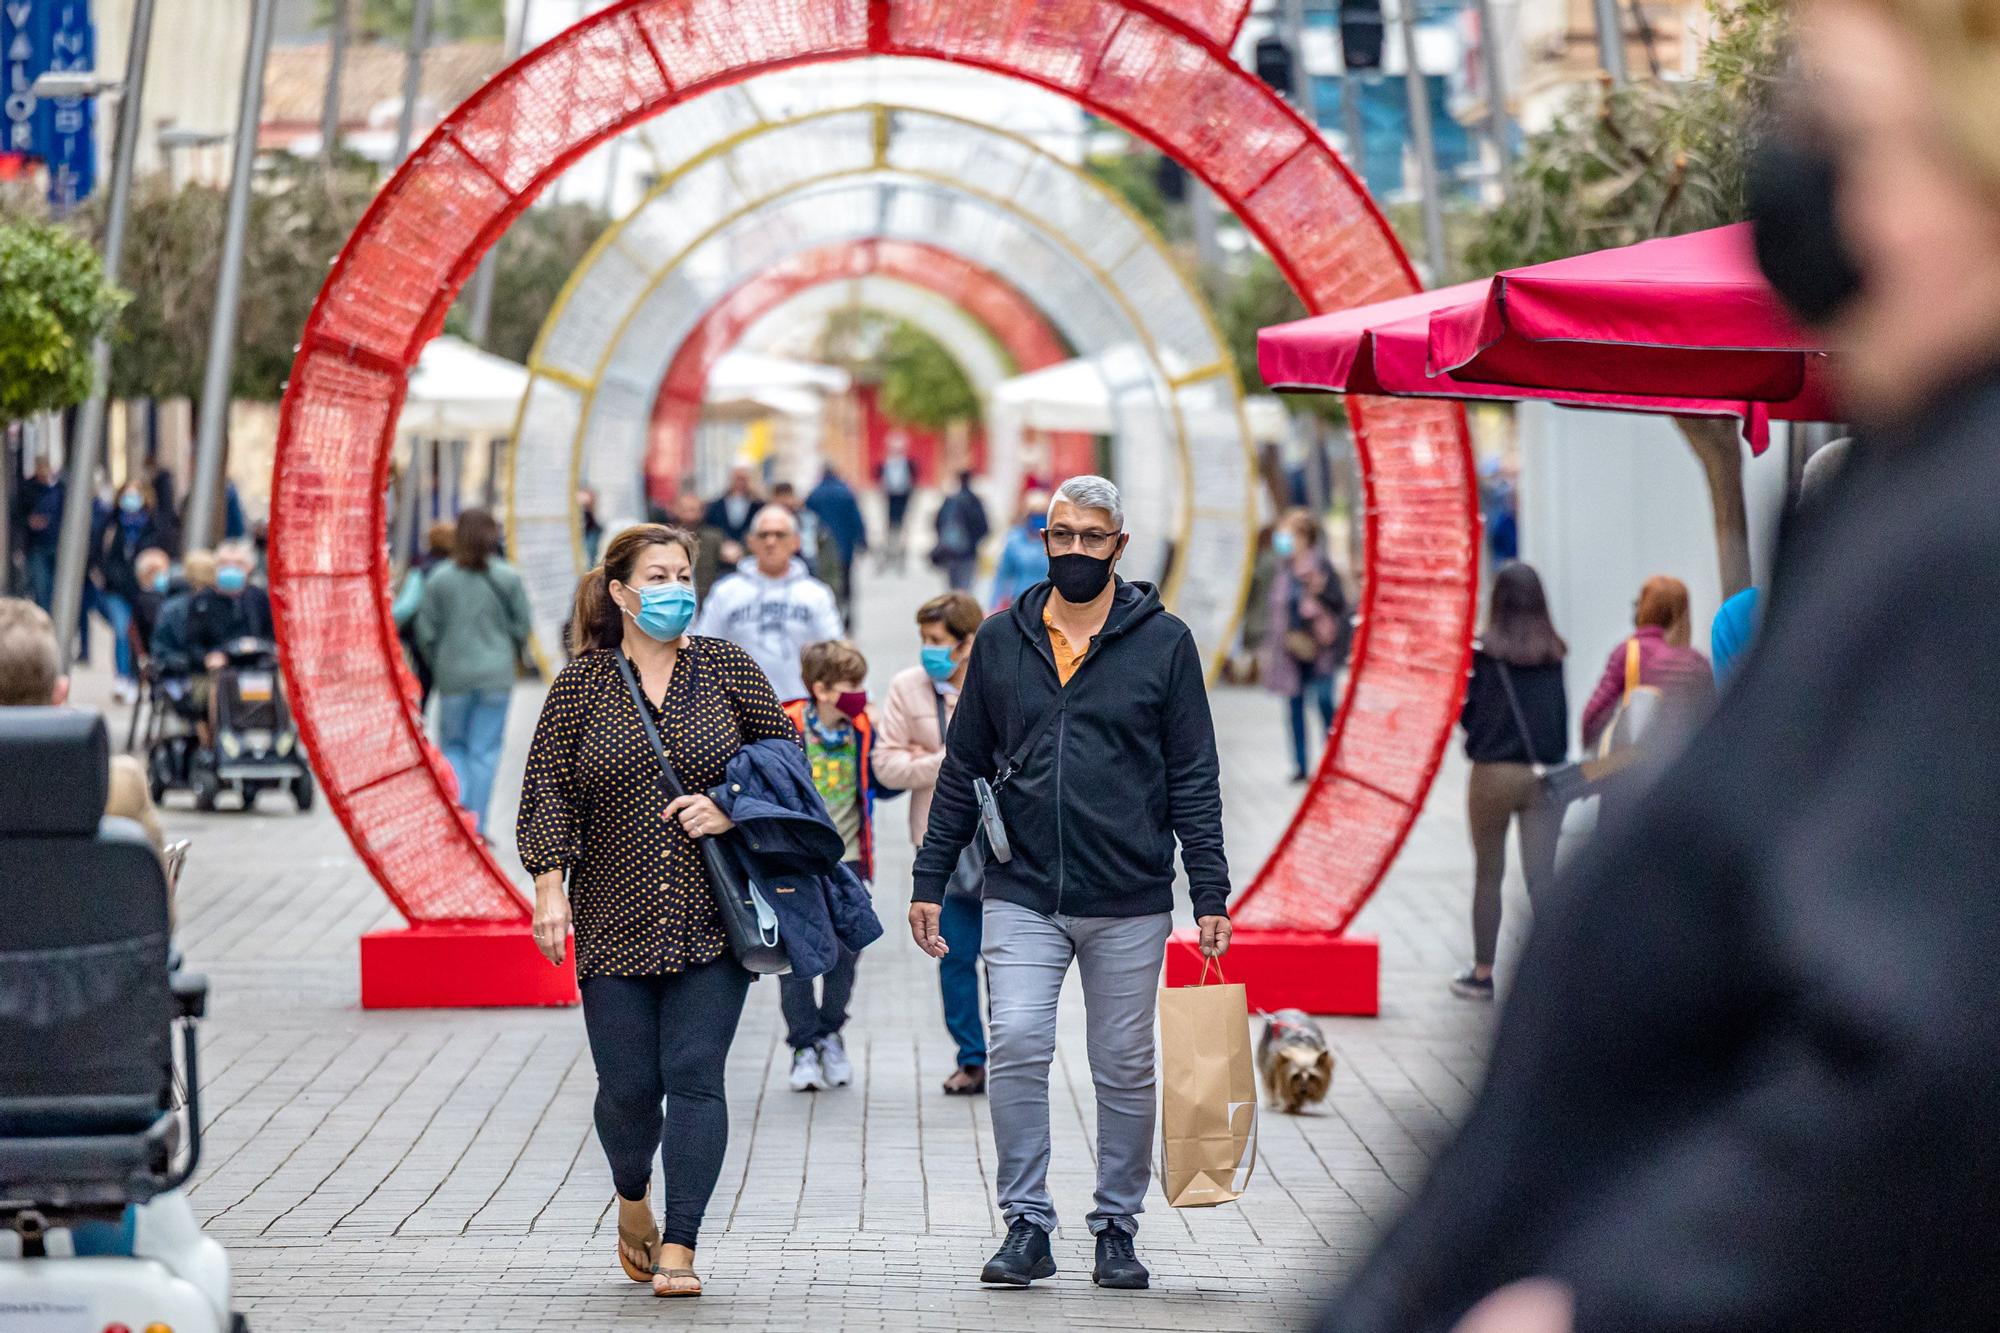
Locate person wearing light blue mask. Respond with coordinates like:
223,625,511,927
874,590,990,1095
95,484,169,702
990,489,1051,612
519,523,802,1298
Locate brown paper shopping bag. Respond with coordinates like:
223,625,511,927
1158,958,1258,1208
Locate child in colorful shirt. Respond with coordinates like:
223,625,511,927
779,639,882,1091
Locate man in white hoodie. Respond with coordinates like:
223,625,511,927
694,503,843,701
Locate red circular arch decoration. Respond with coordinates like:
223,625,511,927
645,238,1074,503
269,0,1476,940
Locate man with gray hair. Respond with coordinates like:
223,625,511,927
910,474,1232,1291
693,502,843,701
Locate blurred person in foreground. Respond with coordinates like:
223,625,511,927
1321,0,2000,1327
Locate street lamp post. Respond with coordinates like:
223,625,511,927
1394,0,1451,283
392,0,435,165
186,0,278,553
45,0,156,675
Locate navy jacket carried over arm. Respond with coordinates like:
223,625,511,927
711,738,883,980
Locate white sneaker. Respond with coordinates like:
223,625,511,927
817,1033,853,1087
789,1045,827,1092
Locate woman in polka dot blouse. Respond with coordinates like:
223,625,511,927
518,523,798,1298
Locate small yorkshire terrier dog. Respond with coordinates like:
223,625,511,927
1256,1009,1335,1114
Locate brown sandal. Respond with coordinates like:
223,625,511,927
652,1265,702,1297
614,1196,658,1283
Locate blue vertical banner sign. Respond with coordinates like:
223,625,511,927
0,0,96,209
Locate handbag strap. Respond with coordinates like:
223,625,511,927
1624,636,1642,697
612,649,689,801
1490,654,1543,763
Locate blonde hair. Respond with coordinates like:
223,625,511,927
1866,0,2000,195
0,598,60,706
182,550,218,591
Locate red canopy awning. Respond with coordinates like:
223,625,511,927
1258,278,1781,451
1256,223,1837,451
1429,223,1835,411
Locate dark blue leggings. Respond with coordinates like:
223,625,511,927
579,957,751,1250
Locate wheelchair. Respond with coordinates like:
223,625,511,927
143,637,313,814
0,708,244,1331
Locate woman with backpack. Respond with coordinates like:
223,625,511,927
1260,508,1351,783
415,508,532,835
1580,575,1716,750
1452,562,1569,1001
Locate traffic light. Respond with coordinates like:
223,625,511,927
1341,0,1386,71
1254,34,1295,94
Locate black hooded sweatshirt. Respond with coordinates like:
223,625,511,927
910,578,1230,920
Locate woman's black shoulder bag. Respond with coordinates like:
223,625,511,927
612,650,791,975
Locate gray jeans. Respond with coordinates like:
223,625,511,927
982,898,1173,1236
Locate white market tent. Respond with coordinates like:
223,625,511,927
398,336,532,438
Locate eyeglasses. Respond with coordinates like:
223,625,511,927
751,529,790,541
1044,526,1122,556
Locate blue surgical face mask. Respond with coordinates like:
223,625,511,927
920,644,958,682
149,570,170,594
118,491,144,514
627,582,696,642
216,566,248,594
1271,529,1296,558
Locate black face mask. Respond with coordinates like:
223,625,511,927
1747,135,1865,328
1046,551,1116,604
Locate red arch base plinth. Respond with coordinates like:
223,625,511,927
361,925,579,1009
1165,929,1379,1016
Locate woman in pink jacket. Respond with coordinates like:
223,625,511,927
1580,575,1717,750
874,590,988,1094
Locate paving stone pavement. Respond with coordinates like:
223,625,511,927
69,562,1533,1331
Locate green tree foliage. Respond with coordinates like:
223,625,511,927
878,321,980,432
1209,250,1345,422
314,0,505,43
1085,147,1180,242
1465,0,1786,274
98,158,370,403
0,216,125,421
444,202,609,365
814,309,981,431
1461,0,1788,599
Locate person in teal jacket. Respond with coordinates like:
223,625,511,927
415,509,531,834
989,489,1050,611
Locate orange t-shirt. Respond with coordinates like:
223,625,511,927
1043,604,1088,685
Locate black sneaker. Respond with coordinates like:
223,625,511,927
1450,967,1495,1001
980,1218,1056,1286
1092,1228,1150,1289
